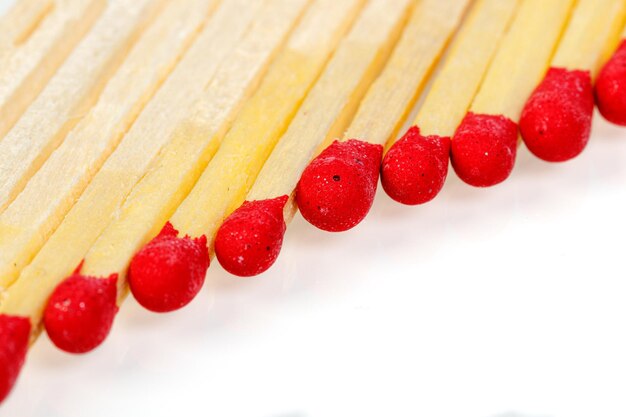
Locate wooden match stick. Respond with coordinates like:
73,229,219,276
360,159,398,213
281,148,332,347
22,0,308,355
0,0,106,140
0,0,54,61
0,0,267,399
41,0,311,353
449,0,577,187
0,0,166,214
520,0,626,162
295,0,471,231
213,0,414,277
380,0,520,206
125,0,365,313
0,0,218,293
594,25,626,126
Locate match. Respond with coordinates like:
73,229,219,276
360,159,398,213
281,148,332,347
450,0,576,187
381,0,519,206
41,0,310,353
520,0,626,162
213,0,413,277
0,0,105,139
295,0,470,232
127,0,365,313
595,25,626,126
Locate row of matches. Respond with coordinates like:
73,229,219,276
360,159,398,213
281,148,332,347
1,0,626,404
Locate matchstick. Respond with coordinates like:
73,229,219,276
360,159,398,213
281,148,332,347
125,0,365,313
0,0,53,60
594,25,626,126
0,0,267,399
41,0,310,353
214,0,414,277
520,0,626,162
0,0,106,140
295,0,471,232
0,0,166,213
0,0,218,293
381,0,520,206
450,0,576,187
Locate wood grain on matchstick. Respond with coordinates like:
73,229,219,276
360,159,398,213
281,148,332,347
0,0,54,46
0,0,166,214
551,0,626,77
0,0,106,140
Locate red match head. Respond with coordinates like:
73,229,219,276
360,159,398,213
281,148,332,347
128,222,209,313
296,139,383,232
381,126,450,205
0,314,30,402
520,67,594,162
595,41,626,126
450,112,518,187
44,265,118,354
215,195,288,277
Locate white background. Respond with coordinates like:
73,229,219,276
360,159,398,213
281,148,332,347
2,1,626,416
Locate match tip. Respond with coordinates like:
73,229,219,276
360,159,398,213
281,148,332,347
296,139,383,232
520,67,594,162
0,314,30,403
215,195,288,277
451,112,518,187
44,268,118,354
129,222,209,313
595,41,626,126
381,126,450,205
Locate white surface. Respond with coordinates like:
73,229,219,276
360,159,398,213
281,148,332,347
3,1,626,417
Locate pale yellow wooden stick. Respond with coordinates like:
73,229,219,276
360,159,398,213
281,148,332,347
0,0,264,291
0,0,106,139
0,0,290,334
0,0,54,46
0,0,219,289
519,0,626,163
213,0,413,277
0,0,166,213
450,0,576,187
471,0,576,122
139,0,364,262
414,0,520,138
312,0,519,212
344,0,470,147
552,0,626,77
